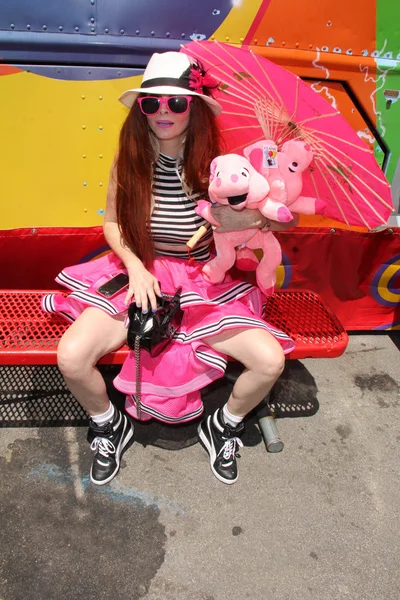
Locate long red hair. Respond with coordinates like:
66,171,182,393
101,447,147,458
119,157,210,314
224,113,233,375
116,97,222,266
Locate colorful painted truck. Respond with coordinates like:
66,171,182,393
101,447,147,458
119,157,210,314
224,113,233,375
0,0,399,330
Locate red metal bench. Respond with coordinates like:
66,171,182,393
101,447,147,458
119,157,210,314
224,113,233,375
0,289,348,447
0,289,348,364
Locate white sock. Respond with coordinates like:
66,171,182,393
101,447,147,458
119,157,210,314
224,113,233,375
222,404,244,428
91,402,115,426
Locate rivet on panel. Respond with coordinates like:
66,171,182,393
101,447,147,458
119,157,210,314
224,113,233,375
90,18,95,23
81,95,85,99
309,44,313,49
253,39,258,44
91,0,95,4
210,36,215,41
105,28,109,33
120,29,125,34
99,154,103,158
59,26,63,31
226,37,230,42
42,25,47,30
10,24,15,29
166,32,170,37
240,37,244,42
82,125,86,129
75,27,79,32
84,208,88,212
181,33,186,38
295,42,299,48
83,154,87,158
26,24,31,30
98,182,103,186
88,70,92,74
136,30,140,35
31,228,37,234
327,20,332,26
91,27,95,32
99,96,103,100
83,182,88,187
117,71,121,76
151,31,155,36
98,126,103,130
57,69,61,73
330,228,336,234
282,41,286,46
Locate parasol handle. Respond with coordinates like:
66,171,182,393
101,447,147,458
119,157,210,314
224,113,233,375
186,225,209,250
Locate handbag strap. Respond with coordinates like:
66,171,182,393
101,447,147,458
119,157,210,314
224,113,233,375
135,334,142,420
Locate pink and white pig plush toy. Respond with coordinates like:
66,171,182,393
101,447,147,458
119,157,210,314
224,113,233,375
195,153,285,296
243,139,326,221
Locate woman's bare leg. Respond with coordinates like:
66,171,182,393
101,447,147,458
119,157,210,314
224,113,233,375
200,327,285,485
57,307,127,416
205,327,285,416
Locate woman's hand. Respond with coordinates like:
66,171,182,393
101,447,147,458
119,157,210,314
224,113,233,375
124,262,162,313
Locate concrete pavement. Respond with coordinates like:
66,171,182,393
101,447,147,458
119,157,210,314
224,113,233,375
0,334,399,600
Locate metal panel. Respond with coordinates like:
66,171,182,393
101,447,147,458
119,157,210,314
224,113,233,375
17,64,142,81
0,0,94,35
96,0,231,40
0,30,181,66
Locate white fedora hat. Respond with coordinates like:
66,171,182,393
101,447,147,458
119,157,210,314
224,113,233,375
118,51,222,116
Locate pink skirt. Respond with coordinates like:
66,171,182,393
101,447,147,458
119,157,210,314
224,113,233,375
42,252,295,424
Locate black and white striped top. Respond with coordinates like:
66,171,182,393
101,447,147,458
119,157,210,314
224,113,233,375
151,153,213,261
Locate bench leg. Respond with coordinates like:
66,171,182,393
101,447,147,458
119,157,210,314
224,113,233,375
255,394,284,453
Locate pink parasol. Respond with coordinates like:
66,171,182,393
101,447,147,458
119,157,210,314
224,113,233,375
181,41,394,230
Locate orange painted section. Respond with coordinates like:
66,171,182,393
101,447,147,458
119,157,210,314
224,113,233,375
249,0,376,55
0,64,22,76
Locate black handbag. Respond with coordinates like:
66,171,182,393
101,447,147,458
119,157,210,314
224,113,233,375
126,287,183,357
126,288,184,419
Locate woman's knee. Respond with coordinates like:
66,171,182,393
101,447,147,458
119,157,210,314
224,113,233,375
250,344,285,380
57,335,95,380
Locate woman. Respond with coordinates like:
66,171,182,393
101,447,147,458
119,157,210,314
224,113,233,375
43,51,295,487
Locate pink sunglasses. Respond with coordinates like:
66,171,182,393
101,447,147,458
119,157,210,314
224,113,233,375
138,95,193,116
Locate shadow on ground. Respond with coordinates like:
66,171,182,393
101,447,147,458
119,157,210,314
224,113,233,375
105,360,320,451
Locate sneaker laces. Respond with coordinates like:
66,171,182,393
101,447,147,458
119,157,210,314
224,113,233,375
90,437,116,458
218,437,244,465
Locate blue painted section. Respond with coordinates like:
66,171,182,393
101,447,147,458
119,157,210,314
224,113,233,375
95,0,230,39
0,0,93,35
28,463,186,516
18,64,142,81
0,0,233,66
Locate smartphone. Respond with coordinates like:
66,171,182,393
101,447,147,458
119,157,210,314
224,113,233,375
96,273,129,298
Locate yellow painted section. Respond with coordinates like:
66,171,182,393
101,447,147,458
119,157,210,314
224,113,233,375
210,0,264,44
0,70,141,229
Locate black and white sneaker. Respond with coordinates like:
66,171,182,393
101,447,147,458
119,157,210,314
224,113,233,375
88,407,134,486
198,408,244,485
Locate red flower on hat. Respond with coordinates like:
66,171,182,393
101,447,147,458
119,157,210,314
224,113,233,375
189,64,220,94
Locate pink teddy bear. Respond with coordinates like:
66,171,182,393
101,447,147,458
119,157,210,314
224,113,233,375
243,139,326,221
